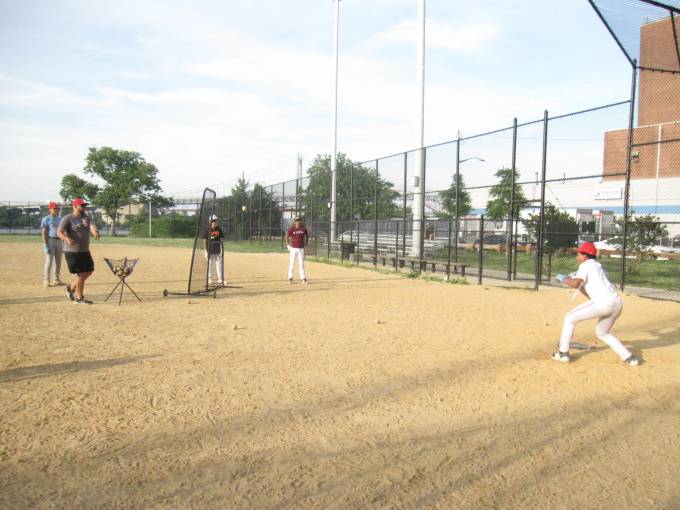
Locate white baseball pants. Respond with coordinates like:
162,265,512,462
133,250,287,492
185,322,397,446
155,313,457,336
288,247,306,280
559,300,631,360
208,253,223,283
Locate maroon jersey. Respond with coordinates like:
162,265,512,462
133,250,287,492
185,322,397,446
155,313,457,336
287,226,308,248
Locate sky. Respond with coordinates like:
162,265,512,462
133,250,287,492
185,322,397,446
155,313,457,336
0,0,634,202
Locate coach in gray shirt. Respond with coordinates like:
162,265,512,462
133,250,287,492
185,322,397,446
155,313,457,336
58,197,100,305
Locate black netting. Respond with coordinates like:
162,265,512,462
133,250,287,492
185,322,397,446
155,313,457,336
589,0,680,70
188,188,217,295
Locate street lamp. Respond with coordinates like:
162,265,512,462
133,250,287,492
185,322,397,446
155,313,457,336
458,157,485,164
453,152,485,262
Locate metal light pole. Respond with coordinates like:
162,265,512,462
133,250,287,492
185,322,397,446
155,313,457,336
411,0,426,256
330,0,341,242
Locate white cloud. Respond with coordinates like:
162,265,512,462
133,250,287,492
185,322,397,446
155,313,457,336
371,19,499,52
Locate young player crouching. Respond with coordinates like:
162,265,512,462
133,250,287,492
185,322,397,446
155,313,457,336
553,241,640,366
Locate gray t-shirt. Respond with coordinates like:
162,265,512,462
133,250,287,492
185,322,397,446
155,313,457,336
59,213,92,253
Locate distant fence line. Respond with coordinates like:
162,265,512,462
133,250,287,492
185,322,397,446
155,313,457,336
3,99,679,295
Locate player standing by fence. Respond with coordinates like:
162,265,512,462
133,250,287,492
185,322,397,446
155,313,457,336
58,198,100,305
41,201,63,287
287,216,308,284
553,241,640,366
204,214,224,286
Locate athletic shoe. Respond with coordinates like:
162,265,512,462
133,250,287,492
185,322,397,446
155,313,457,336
53,279,63,286
44,281,50,288
624,355,640,366
551,351,571,363
288,278,293,284
302,279,308,284
74,297,93,305
66,286,75,301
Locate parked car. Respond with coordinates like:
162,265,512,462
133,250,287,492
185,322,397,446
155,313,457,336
472,234,507,248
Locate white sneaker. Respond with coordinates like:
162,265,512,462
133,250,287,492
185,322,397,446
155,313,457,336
624,355,640,366
551,351,571,363
43,281,50,288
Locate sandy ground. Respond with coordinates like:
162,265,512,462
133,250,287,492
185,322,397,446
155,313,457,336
0,241,679,509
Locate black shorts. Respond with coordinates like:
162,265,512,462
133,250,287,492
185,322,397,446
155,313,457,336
65,251,95,274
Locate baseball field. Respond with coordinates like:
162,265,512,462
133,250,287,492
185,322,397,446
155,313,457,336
1,240,679,509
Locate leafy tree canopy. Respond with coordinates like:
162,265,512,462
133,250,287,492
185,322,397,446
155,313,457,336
437,174,472,219
485,167,526,220
302,153,401,222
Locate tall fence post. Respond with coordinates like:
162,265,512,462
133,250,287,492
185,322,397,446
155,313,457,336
402,152,407,258
350,163,353,223
620,60,638,291
374,159,379,267
258,186,262,244
419,148,427,273
281,181,285,250
356,219,360,266
395,220,400,270
269,186,273,244
454,136,461,263
535,110,549,291
447,217,452,280
507,118,518,280
478,215,484,285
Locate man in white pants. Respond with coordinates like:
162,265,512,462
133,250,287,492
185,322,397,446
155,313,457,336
204,215,224,286
553,241,640,366
286,216,308,284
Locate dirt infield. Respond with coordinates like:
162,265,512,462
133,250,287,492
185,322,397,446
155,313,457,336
1,241,679,509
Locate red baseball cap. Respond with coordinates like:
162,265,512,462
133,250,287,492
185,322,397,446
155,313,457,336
48,201,59,209
577,241,597,257
72,198,88,208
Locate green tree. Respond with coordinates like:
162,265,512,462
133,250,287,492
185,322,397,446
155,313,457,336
523,202,578,277
438,174,472,219
59,174,99,202
615,213,668,273
486,167,526,220
301,153,401,223
82,147,167,235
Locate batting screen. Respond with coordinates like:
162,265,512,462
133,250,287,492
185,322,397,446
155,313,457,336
188,188,217,295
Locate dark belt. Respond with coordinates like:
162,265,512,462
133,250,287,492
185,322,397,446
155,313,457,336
48,237,59,239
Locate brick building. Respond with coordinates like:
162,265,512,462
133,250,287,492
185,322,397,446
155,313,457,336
603,15,680,180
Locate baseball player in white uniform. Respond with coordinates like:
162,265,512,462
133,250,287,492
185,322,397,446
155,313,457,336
553,241,640,366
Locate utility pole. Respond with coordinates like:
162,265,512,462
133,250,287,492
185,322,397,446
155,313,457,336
330,0,341,242
411,0,426,256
